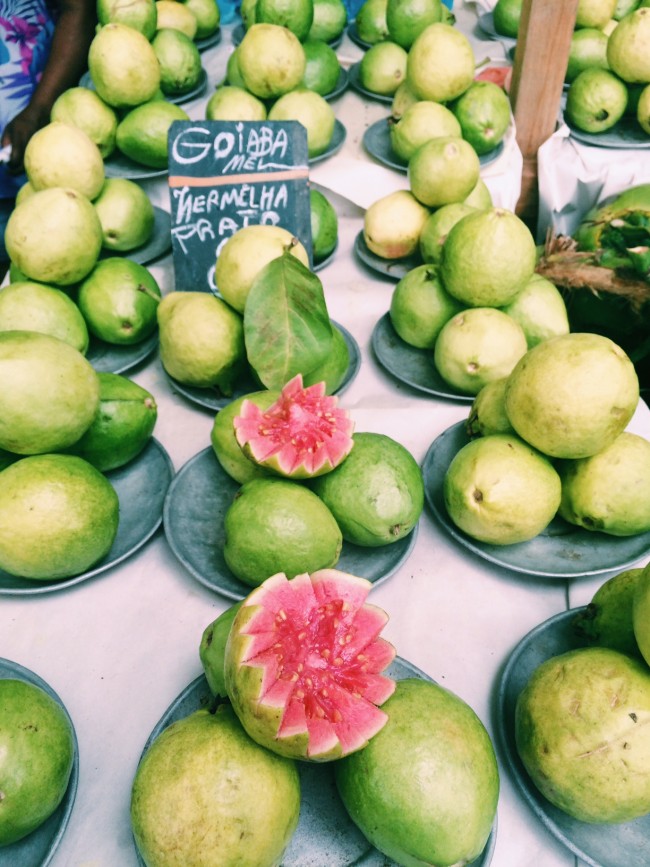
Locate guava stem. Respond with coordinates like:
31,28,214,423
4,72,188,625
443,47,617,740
137,283,161,303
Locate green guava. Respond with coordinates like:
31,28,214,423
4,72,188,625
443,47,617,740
0,281,89,353
466,377,514,437
573,567,643,658
389,263,463,349
152,28,202,95
88,23,161,108
116,100,190,169
386,0,442,49
390,101,461,163
443,433,562,545
309,188,338,264
440,207,537,307
408,136,480,208
501,273,570,348
310,431,424,546
237,23,306,99
0,679,75,845
359,41,408,96
24,121,105,201
504,332,639,459
223,477,342,585
5,187,103,285
308,0,347,41
450,79,512,156
607,7,650,82
157,291,246,393
0,454,119,579
206,85,267,121
50,87,119,158
565,68,628,133
0,331,100,454
419,202,476,265
515,646,650,823
434,307,528,395
130,705,301,867
334,678,499,866
93,178,155,252
199,601,243,697
463,177,493,208
492,0,521,37
184,0,220,37
557,431,650,535
215,225,309,314
363,190,430,259
255,0,313,40
77,257,161,345
565,28,610,83
576,0,617,27
390,79,419,119
97,0,158,38
155,0,198,37
406,22,475,102
268,88,335,158
355,0,388,43
301,39,340,96
633,564,650,665
61,372,157,472
210,389,280,483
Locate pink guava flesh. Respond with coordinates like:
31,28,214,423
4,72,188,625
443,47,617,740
226,570,396,760
233,374,355,479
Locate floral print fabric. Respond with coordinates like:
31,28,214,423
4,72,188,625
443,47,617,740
0,0,55,196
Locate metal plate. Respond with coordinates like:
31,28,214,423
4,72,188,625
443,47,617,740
195,27,222,52
347,61,394,104
133,658,496,867
354,230,417,281
99,206,171,267
167,320,360,412
477,11,517,48
79,68,208,106
497,608,650,867
564,114,650,150
346,20,372,50
0,438,174,595
310,119,347,165
86,330,159,376
422,421,650,579
362,117,506,174
103,150,168,181
163,447,419,600
0,658,79,867
313,238,339,271
372,314,473,402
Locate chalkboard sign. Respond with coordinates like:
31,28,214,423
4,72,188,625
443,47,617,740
167,120,312,293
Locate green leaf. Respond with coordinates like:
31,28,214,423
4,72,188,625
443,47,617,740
244,253,333,390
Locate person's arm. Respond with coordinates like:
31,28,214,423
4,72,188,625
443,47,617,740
2,0,97,173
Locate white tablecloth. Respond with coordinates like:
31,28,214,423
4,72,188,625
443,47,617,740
1,10,639,867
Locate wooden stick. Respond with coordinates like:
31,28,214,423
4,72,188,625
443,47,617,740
509,0,579,233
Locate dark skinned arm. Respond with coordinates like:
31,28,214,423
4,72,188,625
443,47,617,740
2,0,97,174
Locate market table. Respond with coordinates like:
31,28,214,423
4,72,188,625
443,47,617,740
1,9,644,867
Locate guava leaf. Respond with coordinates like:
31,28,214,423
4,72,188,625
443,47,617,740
244,253,333,390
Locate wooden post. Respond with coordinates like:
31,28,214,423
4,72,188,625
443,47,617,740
509,0,579,235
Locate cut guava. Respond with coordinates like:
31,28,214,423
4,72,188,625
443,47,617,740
234,374,354,479
224,569,396,761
